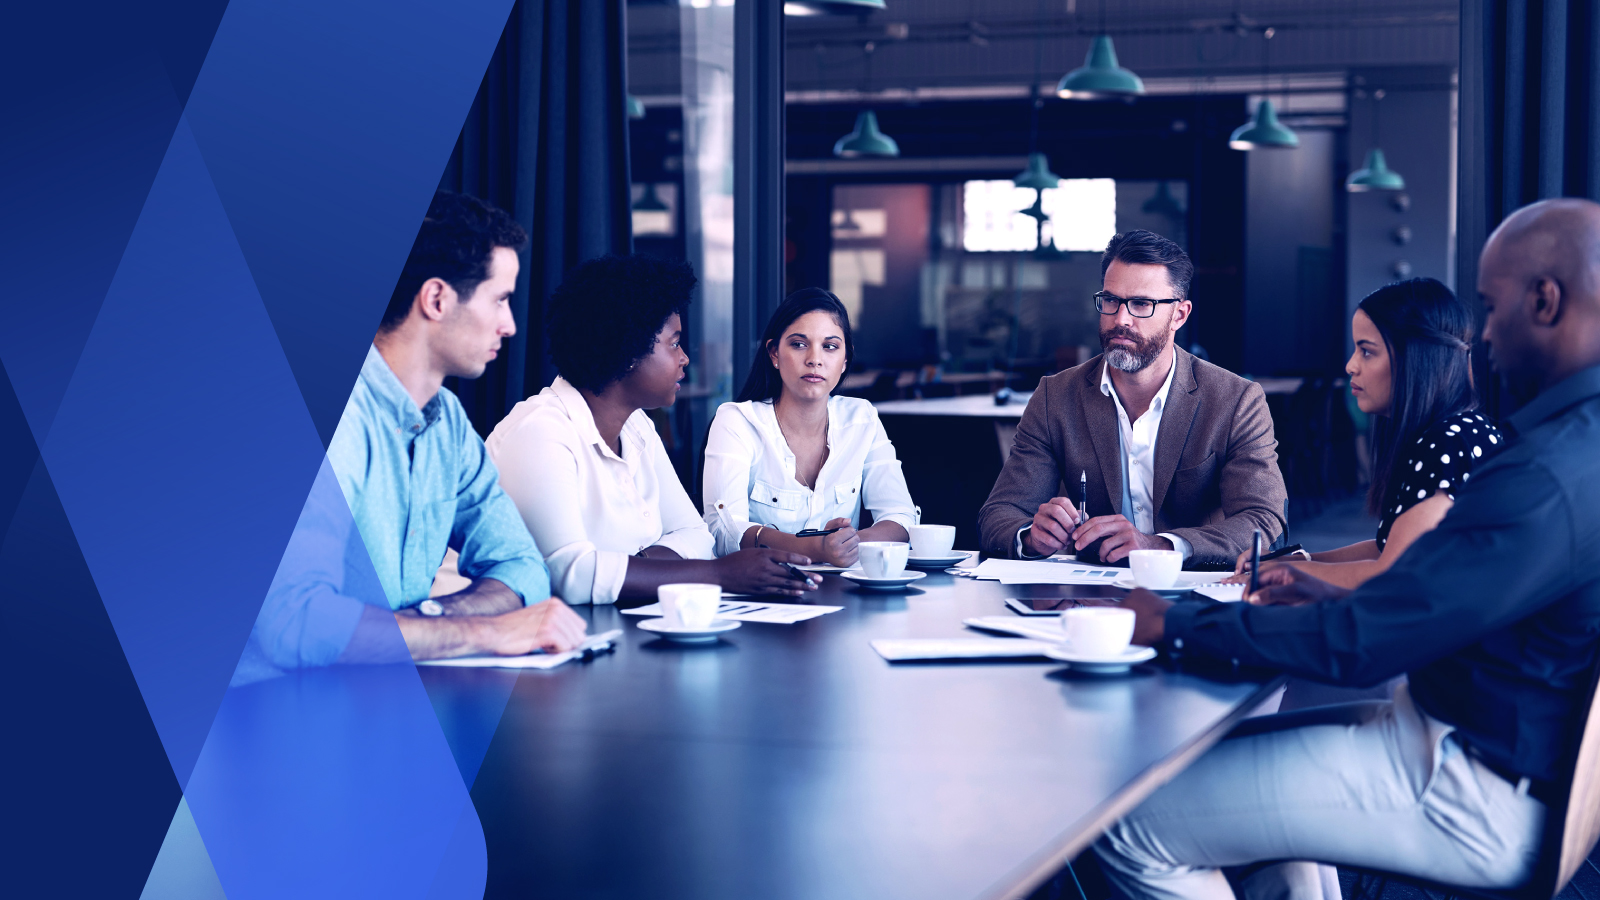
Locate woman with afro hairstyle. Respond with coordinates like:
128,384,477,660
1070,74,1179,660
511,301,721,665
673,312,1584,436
487,254,820,605
701,288,917,567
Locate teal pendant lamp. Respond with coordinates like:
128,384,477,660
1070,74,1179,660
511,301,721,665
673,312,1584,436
1346,88,1406,192
1013,152,1060,190
784,0,886,15
1345,149,1406,192
833,110,899,157
626,93,645,120
1142,181,1184,218
1057,36,1145,100
632,183,669,212
1229,99,1299,149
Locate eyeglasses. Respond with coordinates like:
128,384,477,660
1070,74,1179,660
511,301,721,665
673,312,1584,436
1094,291,1180,318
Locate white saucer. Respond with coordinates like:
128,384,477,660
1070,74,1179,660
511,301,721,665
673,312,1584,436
839,569,929,591
1043,643,1157,673
907,552,972,568
1112,572,1184,591
636,617,741,643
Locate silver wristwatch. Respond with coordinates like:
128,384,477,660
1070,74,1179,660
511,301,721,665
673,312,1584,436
417,598,445,617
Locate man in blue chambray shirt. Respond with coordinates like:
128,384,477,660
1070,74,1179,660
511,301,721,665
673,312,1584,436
252,191,586,668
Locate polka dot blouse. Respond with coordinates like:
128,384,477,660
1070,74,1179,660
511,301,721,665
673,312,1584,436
1376,411,1505,550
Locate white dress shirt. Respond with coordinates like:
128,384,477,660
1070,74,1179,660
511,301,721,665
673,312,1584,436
1099,359,1193,560
702,396,918,557
486,377,714,605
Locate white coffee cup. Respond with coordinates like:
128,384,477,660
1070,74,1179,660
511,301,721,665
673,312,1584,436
658,583,721,629
1127,549,1183,589
858,541,910,578
906,524,957,557
1061,607,1136,657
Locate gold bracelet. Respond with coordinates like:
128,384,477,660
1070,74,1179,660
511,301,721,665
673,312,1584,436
753,525,764,548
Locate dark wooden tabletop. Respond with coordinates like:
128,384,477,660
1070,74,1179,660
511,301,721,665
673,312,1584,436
422,569,1282,900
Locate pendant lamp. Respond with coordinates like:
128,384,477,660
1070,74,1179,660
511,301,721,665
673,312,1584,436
626,94,645,120
632,183,669,212
1142,181,1185,218
1057,36,1145,100
784,0,886,15
1345,149,1406,192
833,110,899,157
1229,99,1299,149
1013,152,1061,190
1346,89,1406,192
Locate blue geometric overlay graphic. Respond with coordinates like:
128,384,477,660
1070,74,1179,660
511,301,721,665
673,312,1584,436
1,0,522,896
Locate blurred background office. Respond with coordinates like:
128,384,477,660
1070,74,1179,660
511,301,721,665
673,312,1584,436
431,0,1600,549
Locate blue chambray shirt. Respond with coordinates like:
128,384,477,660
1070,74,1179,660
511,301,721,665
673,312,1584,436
328,345,549,610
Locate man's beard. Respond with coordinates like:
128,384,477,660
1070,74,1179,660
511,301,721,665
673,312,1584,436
1100,323,1171,373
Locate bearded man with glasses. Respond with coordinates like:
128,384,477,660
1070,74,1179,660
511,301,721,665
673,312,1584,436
979,229,1287,566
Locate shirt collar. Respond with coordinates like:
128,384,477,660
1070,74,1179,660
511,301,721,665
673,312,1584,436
360,344,440,433
1508,363,1600,434
550,376,628,461
1099,352,1179,416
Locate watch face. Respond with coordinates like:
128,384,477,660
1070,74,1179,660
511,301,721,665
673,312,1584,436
418,599,444,617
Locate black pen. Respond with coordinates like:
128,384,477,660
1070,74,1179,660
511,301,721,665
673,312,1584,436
1248,529,1263,597
1078,470,1088,524
1258,543,1305,564
795,527,842,538
779,561,812,582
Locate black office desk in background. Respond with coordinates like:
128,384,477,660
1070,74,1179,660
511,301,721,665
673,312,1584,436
423,572,1282,900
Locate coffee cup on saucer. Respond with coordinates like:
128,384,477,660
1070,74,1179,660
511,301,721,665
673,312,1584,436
1127,549,1183,590
658,583,721,629
906,524,957,557
859,542,910,578
1060,607,1136,656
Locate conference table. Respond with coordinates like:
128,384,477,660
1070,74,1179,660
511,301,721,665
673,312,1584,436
423,568,1285,900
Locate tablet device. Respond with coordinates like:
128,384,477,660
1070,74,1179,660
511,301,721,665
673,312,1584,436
1004,587,1127,616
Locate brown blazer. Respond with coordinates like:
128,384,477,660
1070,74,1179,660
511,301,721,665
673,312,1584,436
978,348,1287,565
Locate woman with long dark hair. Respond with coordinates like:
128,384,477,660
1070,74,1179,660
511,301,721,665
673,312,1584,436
1236,277,1503,588
702,288,916,567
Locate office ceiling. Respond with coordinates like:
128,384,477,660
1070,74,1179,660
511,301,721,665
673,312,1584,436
627,0,1458,99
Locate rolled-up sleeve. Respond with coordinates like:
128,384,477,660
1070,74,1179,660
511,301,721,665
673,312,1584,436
489,412,626,605
861,411,917,532
451,419,550,604
702,404,760,557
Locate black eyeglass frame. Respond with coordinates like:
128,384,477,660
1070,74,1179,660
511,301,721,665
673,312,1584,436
1093,291,1181,318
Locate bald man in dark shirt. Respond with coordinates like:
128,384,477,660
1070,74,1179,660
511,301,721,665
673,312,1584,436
1093,198,1600,899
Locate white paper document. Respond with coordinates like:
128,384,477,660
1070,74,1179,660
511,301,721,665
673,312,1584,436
961,616,1068,643
871,638,1053,661
621,601,842,624
971,558,1128,585
1193,583,1245,602
417,629,623,669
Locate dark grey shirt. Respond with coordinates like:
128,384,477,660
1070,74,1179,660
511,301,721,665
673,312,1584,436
1166,365,1600,783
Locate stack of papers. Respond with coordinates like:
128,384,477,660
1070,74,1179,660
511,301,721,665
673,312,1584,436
417,629,622,669
962,616,1068,643
871,638,1053,661
970,558,1232,588
621,601,842,624
1193,583,1245,602
971,559,1127,585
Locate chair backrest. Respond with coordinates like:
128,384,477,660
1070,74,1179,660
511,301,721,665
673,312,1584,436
1551,664,1600,893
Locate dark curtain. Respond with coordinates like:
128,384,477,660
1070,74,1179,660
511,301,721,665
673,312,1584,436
440,0,634,436
1459,0,1600,416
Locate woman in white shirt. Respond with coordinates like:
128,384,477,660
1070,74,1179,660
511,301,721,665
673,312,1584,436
487,255,819,604
703,288,916,567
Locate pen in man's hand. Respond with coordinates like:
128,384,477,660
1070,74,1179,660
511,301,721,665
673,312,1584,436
1248,529,1263,597
1079,470,1088,525
779,561,812,582
795,527,841,538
